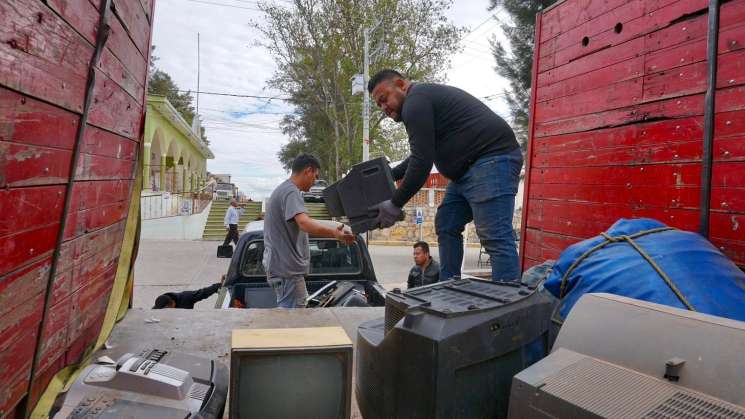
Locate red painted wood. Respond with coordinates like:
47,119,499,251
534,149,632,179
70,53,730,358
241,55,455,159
0,142,72,187
540,0,709,73
535,78,642,122
520,11,543,272
112,0,151,58
0,187,65,238
0,223,59,277
540,0,632,42
106,6,148,85
0,328,38,415
536,56,644,103
0,87,79,149
89,69,144,140
538,37,644,87
0,0,91,112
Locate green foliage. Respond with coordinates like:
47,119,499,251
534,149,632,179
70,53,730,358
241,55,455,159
489,0,556,148
255,0,464,181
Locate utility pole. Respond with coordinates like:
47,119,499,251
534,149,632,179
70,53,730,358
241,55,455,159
362,28,370,162
196,32,201,115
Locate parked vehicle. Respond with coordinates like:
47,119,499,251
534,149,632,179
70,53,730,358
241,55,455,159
215,182,235,200
215,221,387,308
302,179,328,202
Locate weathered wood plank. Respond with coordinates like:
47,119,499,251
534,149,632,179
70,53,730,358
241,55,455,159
0,329,38,416
0,87,79,149
540,0,708,73
112,0,151,57
540,0,632,43
535,78,642,122
63,201,129,240
536,56,644,103
89,69,144,140
0,142,72,187
0,223,59,277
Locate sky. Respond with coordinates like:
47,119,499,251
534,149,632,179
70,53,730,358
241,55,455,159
151,0,511,199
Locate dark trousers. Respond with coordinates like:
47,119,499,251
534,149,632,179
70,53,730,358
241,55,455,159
223,224,239,246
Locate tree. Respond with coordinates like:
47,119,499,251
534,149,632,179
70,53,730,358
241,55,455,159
148,47,209,143
488,0,556,148
254,0,464,180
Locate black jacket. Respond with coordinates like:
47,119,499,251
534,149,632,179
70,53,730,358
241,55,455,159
166,283,221,309
391,83,519,207
407,258,440,289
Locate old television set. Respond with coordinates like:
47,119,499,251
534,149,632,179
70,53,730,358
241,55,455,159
508,293,745,418
355,278,556,419
323,157,396,234
230,327,353,419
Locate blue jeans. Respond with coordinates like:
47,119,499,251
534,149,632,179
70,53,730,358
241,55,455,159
268,275,308,308
436,148,523,282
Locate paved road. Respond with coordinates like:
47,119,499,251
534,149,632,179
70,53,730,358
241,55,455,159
133,240,483,309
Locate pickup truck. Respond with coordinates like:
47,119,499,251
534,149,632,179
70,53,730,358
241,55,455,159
215,221,387,308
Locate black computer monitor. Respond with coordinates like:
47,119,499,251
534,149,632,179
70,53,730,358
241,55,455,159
356,278,555,419
230,327,353,419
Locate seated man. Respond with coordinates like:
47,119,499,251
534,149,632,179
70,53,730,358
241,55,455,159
407,241,440,289
153,282,221,309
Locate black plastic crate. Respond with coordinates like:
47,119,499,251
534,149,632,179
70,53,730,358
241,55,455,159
323,157,396,234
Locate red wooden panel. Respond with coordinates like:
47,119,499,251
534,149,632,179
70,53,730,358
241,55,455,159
537,37,644,88
532,163,701,186
534,90,705,137
76,153,137,180
36,296,72,375
0,186,65,237
534,115,703,154
711,238,745,265
66,311,106,366
540,0,648,59
89,69,144,140
0,0,91,113
81,127,138,160
540,0,632,42
0,223,59,277
69,180,131,212
63,201,129,240
139,0,154,22
46,0,99,43
541,0,708,73
536,56,644,103
0,88,79,149
112,0,151,57
99,47,145,102
0,142,72,187
644,1,745,54
106,5,148,86
536,78,642,122
643,49,745,101
0,258,51,318
0,329,38,416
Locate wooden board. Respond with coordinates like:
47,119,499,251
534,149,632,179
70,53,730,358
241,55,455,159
0,0,154,415
523,0,745,270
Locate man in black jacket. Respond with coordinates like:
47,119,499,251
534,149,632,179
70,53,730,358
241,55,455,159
369,69,523,282
152,282,221,309
407,241,440,289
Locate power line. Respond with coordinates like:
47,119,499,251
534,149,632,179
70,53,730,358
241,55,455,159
183,0,261,11
176,89,290,100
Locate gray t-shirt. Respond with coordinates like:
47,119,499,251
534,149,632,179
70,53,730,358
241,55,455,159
263,179,309,277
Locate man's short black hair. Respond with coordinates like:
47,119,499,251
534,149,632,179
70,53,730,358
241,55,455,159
368,69,404,93
153,294,174,309
291,154,321,174
413,241,430,254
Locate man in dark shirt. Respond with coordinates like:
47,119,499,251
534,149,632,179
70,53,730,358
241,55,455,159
152,282,221,309
369,69,523,282
408,241,440,289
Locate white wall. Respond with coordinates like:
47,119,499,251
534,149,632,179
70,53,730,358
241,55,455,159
140,201,212,240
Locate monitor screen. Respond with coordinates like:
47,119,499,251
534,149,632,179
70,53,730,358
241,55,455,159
234,352,346,419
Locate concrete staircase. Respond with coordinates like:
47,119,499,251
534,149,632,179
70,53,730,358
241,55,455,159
305,202,331,220
202,200,262,240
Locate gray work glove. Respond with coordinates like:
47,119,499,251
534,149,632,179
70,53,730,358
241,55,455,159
371,200,404,229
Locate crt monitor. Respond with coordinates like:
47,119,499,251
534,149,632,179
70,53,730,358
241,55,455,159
356,277,556,419
508,293,745,418
230,327,353,419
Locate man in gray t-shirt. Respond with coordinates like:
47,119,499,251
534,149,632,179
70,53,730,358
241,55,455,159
263,154,355,308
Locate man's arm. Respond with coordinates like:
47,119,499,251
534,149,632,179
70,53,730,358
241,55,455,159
181,283,221,306
391,157,410,182
223,208,230,228
392,95,436,207
294,213,355,245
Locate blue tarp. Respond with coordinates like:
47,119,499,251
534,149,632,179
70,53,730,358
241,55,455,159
544,218,745,323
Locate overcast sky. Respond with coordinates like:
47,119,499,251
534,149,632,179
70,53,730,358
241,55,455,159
151,0,510,199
